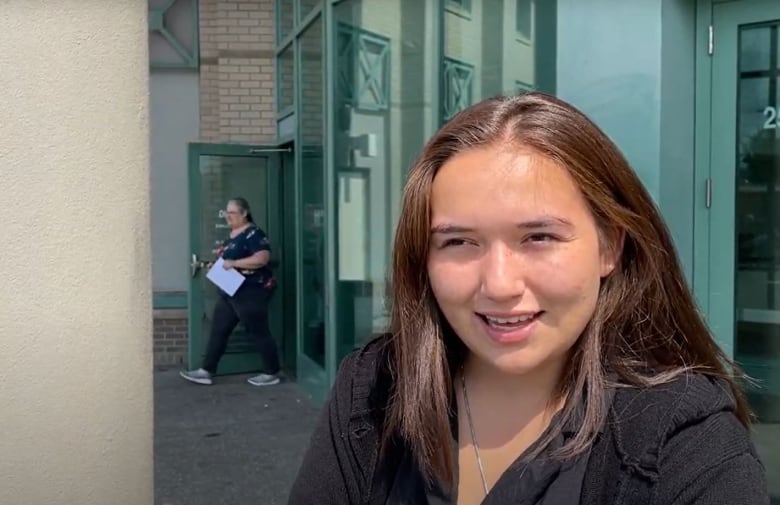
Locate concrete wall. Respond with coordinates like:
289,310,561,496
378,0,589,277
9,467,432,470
150,71,199,293
0,1,153,504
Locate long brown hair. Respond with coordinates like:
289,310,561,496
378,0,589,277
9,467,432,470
385,92,750,485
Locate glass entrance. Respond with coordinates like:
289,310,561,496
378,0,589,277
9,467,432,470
187,143,289,376
733,20,780,422
711,1,780,498
294,14,329,397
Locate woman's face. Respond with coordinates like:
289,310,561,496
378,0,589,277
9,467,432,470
224,201,246,229
427,145,618,377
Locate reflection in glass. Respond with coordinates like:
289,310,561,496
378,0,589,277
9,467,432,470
277,0,294,43
740,26,771,73
300,17,326,367
277,44,294,112
332,0,435,361
515,0,533,41
299,0,320,23
443,0,538,120
735,22,780,500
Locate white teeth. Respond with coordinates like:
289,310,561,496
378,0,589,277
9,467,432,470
485,314,534,325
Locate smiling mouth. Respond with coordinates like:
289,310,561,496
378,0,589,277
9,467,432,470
477,312,543,329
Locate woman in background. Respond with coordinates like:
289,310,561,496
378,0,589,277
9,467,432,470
180,197,280,387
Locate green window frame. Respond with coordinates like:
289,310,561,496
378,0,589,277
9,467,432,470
442,57,474,121
336,22,391,112
148,0,199,69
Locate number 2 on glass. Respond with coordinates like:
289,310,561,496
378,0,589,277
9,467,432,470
763,106,778,129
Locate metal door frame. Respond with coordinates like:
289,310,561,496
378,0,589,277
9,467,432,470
186,142,291,373
695,0,780,356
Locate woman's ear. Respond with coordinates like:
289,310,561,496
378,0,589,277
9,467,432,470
600,227,624,277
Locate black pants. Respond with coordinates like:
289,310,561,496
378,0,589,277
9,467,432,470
202,281,280,375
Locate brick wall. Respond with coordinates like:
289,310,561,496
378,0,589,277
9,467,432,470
199,0,277,143
153,309,188,367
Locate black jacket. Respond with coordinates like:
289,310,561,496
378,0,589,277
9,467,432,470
288,337,769,504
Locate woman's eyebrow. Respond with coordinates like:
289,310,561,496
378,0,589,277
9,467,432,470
430,216,573,234
520,217,573,229
430,223,474,234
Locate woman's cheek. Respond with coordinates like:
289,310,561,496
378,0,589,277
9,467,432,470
428,261,477,303
527,253,600,303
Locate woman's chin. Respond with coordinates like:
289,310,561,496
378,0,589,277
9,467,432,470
468,347,541,376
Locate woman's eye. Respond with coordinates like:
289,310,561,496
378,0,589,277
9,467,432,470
441,238,470,248
527,233,556,243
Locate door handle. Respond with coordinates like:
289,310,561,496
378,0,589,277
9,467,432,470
191,253,208,277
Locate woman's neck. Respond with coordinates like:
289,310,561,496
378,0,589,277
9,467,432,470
230,222,251,237
461,353,566,419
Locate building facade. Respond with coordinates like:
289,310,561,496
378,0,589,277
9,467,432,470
148,0,778,489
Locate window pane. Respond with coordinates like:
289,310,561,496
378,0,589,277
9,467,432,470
740,26,771,73
299,0,320,23
332,0,435,360
277,0,294,43
277,44,294,111
735,22,780,498
446,0,471,14
443,0,553,122
299,16,326,366
516,0,533,41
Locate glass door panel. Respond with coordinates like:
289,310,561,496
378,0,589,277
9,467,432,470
187,146,284,375
734,22,780,496
735,24,780,422
735,23,780,423
331,0,434,363
711,2,780,499
299,16,327,371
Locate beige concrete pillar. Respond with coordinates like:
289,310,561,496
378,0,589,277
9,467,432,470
0,2,153,504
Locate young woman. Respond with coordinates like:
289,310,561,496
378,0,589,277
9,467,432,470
180,197,281,387
287,93,769,504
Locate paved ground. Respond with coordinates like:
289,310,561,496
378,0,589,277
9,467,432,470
154,369,320,505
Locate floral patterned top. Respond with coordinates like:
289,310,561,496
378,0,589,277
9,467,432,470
218,225,272,284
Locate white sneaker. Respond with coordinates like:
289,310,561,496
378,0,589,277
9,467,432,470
179,368,213,385
247,373,280,387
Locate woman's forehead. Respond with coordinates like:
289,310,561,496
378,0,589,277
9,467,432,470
433,148,580,201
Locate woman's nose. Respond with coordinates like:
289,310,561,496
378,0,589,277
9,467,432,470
480,244,526,301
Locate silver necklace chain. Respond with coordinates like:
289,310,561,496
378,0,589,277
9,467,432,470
461,371,490,496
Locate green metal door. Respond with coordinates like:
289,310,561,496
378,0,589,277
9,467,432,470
707,2,780,491
710,0,780,413
187,143,290,376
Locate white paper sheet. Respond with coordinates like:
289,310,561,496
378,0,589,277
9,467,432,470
206,258,245,296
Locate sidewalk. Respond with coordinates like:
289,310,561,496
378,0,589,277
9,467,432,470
154,369,320,505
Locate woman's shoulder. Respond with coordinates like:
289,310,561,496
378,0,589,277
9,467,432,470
244,224,266,238
331,333,394,416
610,371,744,431
608,371,759,474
